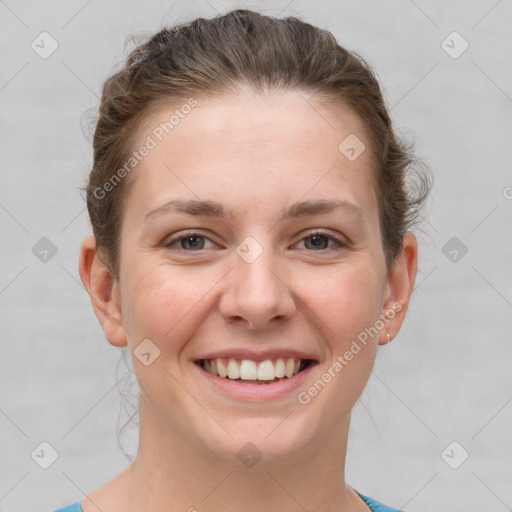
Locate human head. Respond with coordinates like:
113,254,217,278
79,7,430,478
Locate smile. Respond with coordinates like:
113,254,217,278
198,357,313,384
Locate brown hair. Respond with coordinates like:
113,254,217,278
85,8,431,278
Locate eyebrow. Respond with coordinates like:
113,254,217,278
143,198,365,223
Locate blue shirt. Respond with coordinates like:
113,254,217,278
52,490,405,511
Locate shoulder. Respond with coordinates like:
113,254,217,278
51,501,82,512
356,490,406,512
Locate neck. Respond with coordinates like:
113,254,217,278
89,399,367,512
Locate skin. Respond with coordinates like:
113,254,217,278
79,89,417,512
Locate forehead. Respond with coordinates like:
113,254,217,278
124,90,378,223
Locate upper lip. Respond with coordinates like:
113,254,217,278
196,348,318,363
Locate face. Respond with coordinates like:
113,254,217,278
82,89,416,468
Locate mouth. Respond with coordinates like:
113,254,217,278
195,357,316,385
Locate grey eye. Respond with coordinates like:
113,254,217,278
304,234,331,250
180,235,206,250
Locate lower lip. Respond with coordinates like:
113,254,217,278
194,362,316,401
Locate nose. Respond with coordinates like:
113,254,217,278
218,244,296,330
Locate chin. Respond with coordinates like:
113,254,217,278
196,414,316,469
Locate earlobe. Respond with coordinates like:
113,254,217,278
379,233,418,346
78,235,127,347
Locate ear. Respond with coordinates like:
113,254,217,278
378,232,418,346
78,235,127,347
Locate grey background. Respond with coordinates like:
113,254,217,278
1,1,511,511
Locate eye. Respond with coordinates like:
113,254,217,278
163,230,347,253
295,230,346,251
164,232,216,251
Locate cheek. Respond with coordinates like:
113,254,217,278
299,261,384,340
121,262,221,344
295,263,383,425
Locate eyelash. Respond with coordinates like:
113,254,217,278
163,230,347,253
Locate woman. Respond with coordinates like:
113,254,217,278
54,8,430,512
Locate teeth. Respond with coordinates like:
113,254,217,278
202,357,306,381
285,358,295,378
240,359,257,380
227,358,240,379
275,358,285,378
217,359,228,378
257,360,275,380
